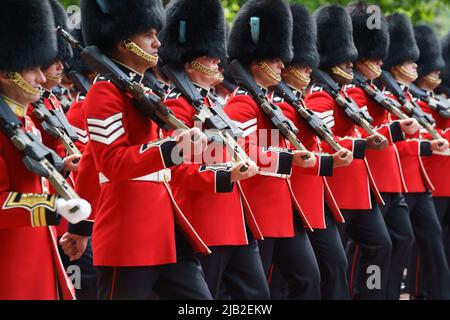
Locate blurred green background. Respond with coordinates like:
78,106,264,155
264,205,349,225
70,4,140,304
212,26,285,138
60,0,450,35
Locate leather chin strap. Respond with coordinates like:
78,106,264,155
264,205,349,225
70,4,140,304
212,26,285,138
362,61,382,77
7,72,41,96
257,61,281,82
190,60,220,76
286,66,311,84
124,40,159,65
331,66,354,81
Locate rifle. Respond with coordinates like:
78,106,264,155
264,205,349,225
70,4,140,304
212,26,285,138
353,70,409,121
311,69,381,143
143,69,170,101
272,81,344,153
66,69,91,96
31,99,81,156
162,65,251,171
408,83,450,119
0,96,81,206
57,27,189,134
228,59,310,159
380,71,443,141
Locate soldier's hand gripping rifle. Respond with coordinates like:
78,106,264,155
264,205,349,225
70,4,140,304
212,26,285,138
311,69,382,143
31,100,81,156
57,27,190,134
162,65,250,172
0,96,81,208
229,59,311,160
272,81,345,154
380,71,444,142
408,82,450,119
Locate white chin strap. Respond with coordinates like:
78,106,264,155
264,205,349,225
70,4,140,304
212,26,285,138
124,40,159,65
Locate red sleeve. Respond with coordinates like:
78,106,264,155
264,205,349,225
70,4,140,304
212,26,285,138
83,81,181,182
163,94,233,193
304,88,366,159
346,86,405,143
224,93,293,176
66,100,88,154
0,153,59,229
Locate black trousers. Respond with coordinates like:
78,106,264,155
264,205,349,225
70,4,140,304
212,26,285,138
433,197,450,268
339,197,393,300
404,192,450,299
58,237,98,300
380,193,415,300
97,229,212,300
308,207,350,300
197,234,270,300
267,207,350,300
258,214,321,300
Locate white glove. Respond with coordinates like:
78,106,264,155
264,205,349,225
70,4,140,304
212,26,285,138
56,198,91,224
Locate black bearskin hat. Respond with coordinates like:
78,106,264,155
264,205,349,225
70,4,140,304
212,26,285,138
438,33,450,96
289,4,319,69
414,24,445,79
227,0,293,66
383,13,420,70
81,0,165,54
315,4,358,69
0,0,57,72
348,2,390,62
49,0,73,62
67,29,92,75
159,0,226,69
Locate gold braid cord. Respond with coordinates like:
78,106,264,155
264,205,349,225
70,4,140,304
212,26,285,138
362,61,382,77
398,65,418,81
424,74,442,86
7,72,41,96
331,66,354,81
257,61,281,82
124,40,159,64
44,71,62,82
190,60,220,76
286,66,311,83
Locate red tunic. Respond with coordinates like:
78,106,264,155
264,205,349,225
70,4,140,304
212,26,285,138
83,79,209,267
272,89,344,229
224,87,313,237
345,84,407,193
163,87,263,246
0,101,74,299
304,84,383,210
382,86,434,193
415,94,450,196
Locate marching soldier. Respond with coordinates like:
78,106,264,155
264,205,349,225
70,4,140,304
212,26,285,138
404,23,450,299
381,13,450,299
271,3,353,300
79,0,212,300
226,0,322,299
305,4,393,299
158,0,269,299
345,3,419,300
437,33,450,99
0,0,90,299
